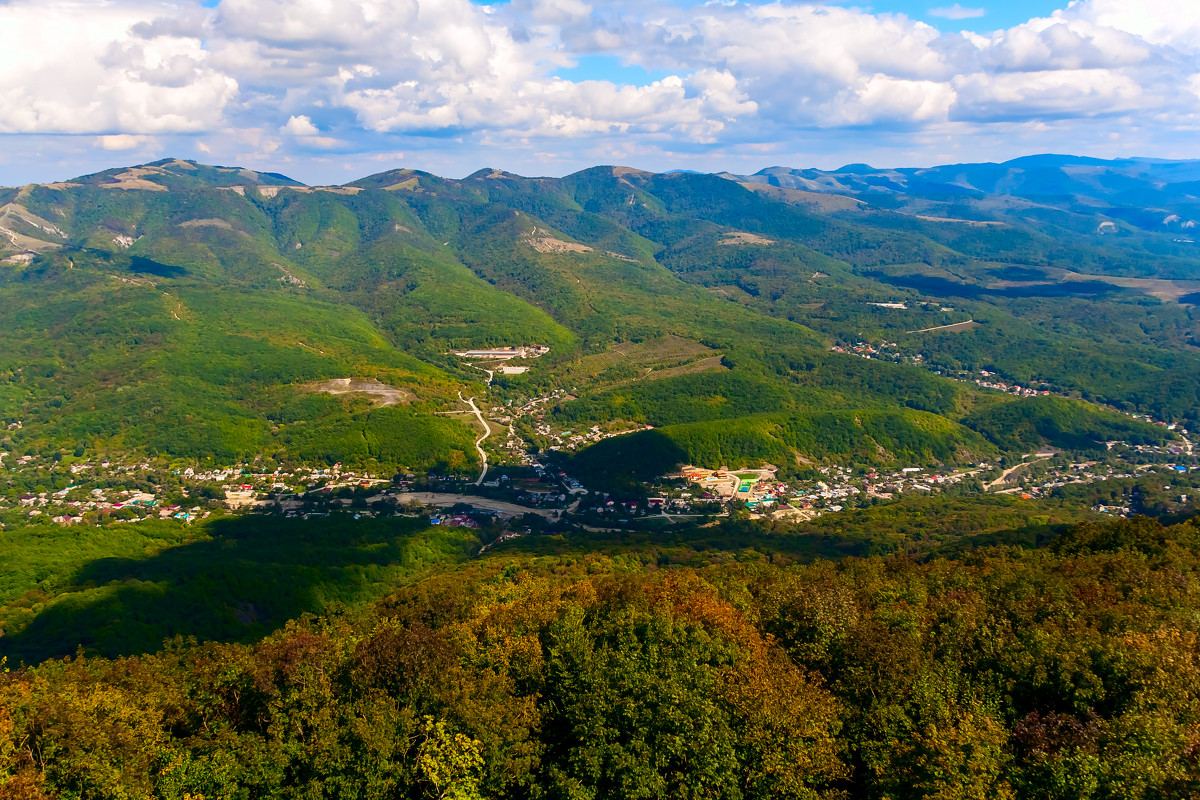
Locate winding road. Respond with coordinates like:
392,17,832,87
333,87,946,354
460,393,492,486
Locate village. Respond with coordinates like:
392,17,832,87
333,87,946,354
4,422,1197,533
3,344,1198,531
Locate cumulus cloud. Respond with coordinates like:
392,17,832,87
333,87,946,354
279,114,346,148
0,0,1198,168
281,115,320,136
95,134,159,151
0,1,236,134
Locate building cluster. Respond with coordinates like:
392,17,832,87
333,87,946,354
453,345,550,360
830,341,924,366
670,462,994,521
971,372,1054,398
12,486,207,525
536,423,650,453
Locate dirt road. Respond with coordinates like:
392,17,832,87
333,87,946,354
987,458,1048,490
460,393,493,486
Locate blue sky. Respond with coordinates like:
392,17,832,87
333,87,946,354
0,0,1197,185
858,0,1065,32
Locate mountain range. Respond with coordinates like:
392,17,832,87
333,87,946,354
2,154,1198,478
7,154,1200,799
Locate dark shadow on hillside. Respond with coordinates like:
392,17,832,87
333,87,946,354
868,271,1130,300
0,515,476,666
129,255,188,278
568,430,689,497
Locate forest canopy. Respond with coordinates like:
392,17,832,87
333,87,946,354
5,514,1200,799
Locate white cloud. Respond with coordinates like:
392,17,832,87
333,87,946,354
930,5,986,21
1068,0,1200,49
281,115,320,136
952,68,1147,120
279,114,345,149
0,0,1199,171
95,134,158,151
0,1,236,135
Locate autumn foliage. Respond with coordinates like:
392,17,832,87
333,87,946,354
5,516,1200,798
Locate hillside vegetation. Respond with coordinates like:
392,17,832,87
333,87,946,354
2,157,1198,476
4,155,1200,798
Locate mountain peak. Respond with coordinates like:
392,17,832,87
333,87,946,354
835,163,878,174
68,159,304,191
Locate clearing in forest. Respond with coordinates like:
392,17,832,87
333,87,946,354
308,378,412,406
718,231,776,246
558,335,726,387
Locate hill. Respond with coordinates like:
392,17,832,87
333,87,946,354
6,513,1200,798
0,157,1196,480
4,155,1200,799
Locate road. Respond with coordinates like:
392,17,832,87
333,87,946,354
987,457,1048,490
467,364,494,385
395,491,556,518
460,393,492,486
907,319,977,334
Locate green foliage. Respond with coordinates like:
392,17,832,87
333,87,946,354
0,515,480,664
5,158,1198,472
963,396,1172,452
662,408,992,470
569,430,689,494
568,403,994,480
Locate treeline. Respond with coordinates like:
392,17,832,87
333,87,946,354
5,515,1200,798
563,367,1173,478
655,408,990,473
963,395,1172,452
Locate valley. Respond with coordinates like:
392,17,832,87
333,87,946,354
4,156,1200,530
7,154,1200,800
3,154,1200,647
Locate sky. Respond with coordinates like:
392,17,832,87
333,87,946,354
0,0,1198,185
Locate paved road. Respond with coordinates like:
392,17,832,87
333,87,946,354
459,393,493,486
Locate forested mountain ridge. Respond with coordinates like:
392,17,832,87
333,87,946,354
0,156,1196,477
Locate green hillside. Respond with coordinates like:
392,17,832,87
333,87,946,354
2,157,1197,476
5,155,1200,800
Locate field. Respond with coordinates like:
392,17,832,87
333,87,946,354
548,335,725,388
